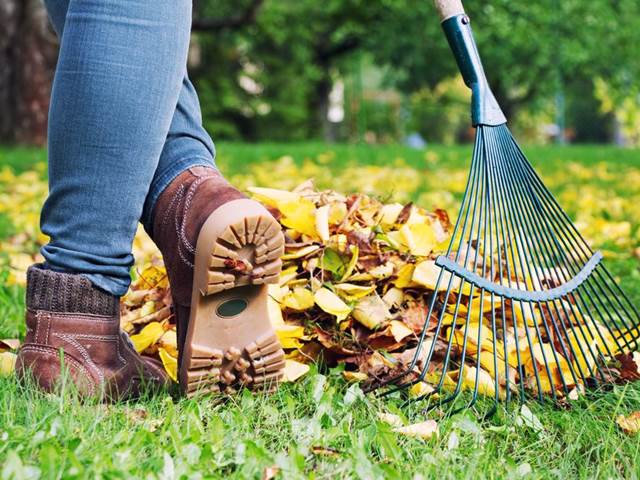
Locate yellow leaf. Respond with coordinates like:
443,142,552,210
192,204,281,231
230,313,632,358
479,350,515,386
283,287,315,311
158,347,177,382
343,371,368,382
366,262,395,280
314,288,352,322
279,199,318,238
158,330,178,358
278,266,299,285
276,325,306,349
529,343,575,392
469,294,502,313
340,245,359,282
327,234,348,253
328,202,348,224
412,260,459,291
452,322,494,355
334,283,375,301
616,412,640,435
389,320,413,342
129,322,165,353
399,223,437,257
384,231,405,251
461,366,502,398
405,206,430,225
409,381,435,398
510,302,542,327
378,412,404,427
281,245,320,260
247,186,299,208
134,264,168,289
283,359,310,382
315,205,331,242
0,352,17,376
393,420,439,440
378,203,404,226
394,264,416,288
353,293,391,329
267,285,285,326
382,287,404,308
139,300,158,319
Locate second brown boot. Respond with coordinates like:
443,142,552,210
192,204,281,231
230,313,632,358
151,166,286,396
16,265,169,400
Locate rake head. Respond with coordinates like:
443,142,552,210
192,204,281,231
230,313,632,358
369,2,640,411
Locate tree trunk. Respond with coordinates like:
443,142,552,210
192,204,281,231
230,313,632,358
0,0,58,146
310,67,334,142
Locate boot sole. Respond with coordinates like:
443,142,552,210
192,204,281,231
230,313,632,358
179,199,286,397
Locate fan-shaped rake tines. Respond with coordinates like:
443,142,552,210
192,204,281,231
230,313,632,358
370,125,640,412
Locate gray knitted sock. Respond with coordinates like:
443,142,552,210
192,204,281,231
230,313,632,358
26,264,119,316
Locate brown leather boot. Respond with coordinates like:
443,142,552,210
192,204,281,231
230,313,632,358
16,265,169,400
151,166,286,396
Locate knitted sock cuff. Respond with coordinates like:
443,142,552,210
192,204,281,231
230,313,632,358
26,265,119,316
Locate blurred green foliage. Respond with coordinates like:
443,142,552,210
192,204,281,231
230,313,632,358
191,0,640,144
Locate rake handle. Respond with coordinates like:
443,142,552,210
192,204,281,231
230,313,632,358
433,0,465,21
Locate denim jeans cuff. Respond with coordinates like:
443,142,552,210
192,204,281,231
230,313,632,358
140,155,217,231
80,272,131,297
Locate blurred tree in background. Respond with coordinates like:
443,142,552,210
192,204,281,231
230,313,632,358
0,0,57,145
2,0,640,146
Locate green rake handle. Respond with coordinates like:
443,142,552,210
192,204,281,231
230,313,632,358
433,0,507,126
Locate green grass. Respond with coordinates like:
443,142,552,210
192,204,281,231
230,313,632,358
1,142,639,479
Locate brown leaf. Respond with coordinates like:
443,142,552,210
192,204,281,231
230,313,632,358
615,352,640,382
432,208,451,230
396,202,413,225
0,339,20,351
401,301,438,334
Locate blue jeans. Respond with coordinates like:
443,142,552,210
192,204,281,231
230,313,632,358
41,0,216,296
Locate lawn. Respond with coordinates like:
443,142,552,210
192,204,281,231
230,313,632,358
1,142,639,479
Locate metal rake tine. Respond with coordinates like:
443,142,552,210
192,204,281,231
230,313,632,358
490,130,602,390
493,130,610,369
504,141,630,362
515,138,640,328
502,127,633,353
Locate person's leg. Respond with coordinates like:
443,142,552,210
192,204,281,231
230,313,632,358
44,0,217,249
40,0,192,296
42,0,286,397
17,0,191,398
140,76,216,232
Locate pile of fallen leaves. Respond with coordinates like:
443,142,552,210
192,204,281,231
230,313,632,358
120,180,640,399
1,160,639,400
119,180,455,383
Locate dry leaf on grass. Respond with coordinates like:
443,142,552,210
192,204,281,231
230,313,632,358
262,466,280,480
393,420,439,440
616,412,640,434
283,359,310,382
311,446,341,457
0,352,17,376
377,412,404,428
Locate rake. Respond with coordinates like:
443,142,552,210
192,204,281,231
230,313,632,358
370,0,640,411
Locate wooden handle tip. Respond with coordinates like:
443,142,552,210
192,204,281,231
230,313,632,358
433,0,465,21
